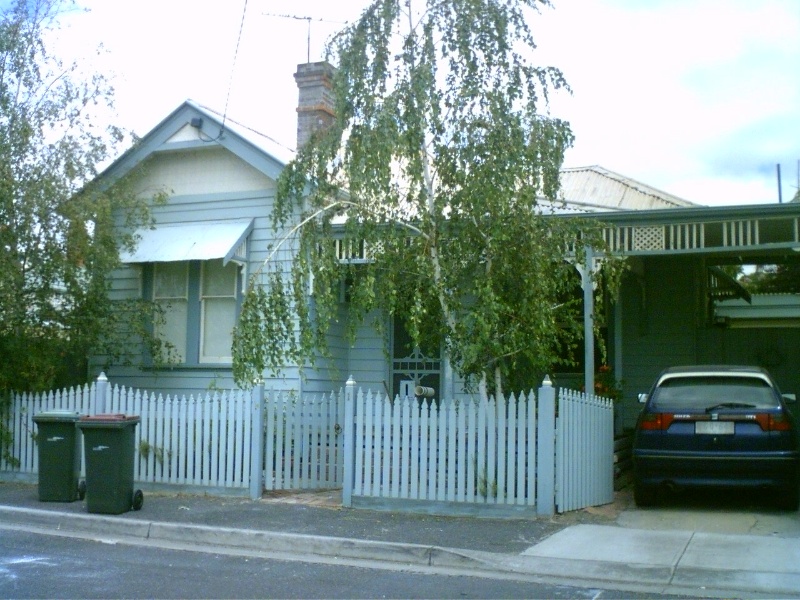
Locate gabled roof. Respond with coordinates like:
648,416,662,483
98,100,295,185
555,165,698,213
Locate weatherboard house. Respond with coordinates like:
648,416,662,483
94,62,800,429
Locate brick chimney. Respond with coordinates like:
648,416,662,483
294,62,336,150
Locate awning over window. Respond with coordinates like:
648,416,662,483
120,219,253,265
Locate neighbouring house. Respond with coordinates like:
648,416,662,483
91,61,800,430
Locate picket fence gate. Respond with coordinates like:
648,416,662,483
264,390,345,491
556,388,615,512
1,375,614,514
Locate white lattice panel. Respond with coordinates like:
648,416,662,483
632,226,665,251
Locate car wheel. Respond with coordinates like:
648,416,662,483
633,480,657,507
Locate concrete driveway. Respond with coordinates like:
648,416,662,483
613,486,800,537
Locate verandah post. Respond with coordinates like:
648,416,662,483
342,376,356,507
582,245,595,398
537,375,556,516
249,381,265,500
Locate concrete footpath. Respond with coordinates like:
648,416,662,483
1,482,799,598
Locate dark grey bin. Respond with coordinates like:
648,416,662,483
32,411,85,502
78,414,143,514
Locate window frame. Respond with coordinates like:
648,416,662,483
143,259,243,368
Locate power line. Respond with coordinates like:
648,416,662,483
221,0,251,134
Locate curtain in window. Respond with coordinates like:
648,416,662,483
153,262,189,361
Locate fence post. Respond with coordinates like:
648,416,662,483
249,381,265,501
537,375,556,516
95,372,109,414
342,376,356,507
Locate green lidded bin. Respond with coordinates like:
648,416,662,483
77,414,143,514
32,410,85,502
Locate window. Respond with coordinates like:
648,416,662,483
200,259,238,363
149,259,241,365
153,262,189,362
653,376,778,410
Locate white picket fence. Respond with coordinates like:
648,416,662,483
1,382,96,478
341,378,614,515
1,377,257,495
2,374,614,513
349,390,537,507
556,388,615,512
265,390,345,490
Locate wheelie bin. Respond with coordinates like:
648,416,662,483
32,410,86,502
77,414,143,514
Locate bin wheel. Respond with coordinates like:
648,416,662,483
78,481,87,501
132,489,144,511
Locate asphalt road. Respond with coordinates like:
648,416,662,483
0,529,691,599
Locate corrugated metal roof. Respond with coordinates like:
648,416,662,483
557,166,698,212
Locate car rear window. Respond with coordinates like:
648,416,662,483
652,376,779,410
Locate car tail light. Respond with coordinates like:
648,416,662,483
639,412,675,431
754,412,793,432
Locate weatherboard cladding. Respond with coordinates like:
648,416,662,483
95,113,308,395
618,256,699,422
108,167,699,398
138,147,276,196
103,90,763,403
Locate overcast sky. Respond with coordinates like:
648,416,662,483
47,0,800,206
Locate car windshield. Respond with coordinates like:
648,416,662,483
652,375,779,411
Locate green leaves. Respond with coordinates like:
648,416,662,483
0,0,158,394
233,0,622,394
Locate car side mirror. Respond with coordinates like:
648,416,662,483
638,393,648,404
782,393,796,403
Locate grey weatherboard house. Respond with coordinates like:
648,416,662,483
91,62,800,429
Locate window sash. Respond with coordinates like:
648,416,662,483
199,260,238,363
153,262,189,362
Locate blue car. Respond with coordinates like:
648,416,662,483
632,365,800,510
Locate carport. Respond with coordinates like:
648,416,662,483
572,202,800,429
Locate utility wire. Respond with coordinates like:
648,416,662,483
221,0,250,134
210,7,344,141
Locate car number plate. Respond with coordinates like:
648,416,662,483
695,421,734,435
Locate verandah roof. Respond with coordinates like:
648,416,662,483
568,203,800,257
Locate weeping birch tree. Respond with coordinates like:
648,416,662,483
233,0,620,396
0,0,163,395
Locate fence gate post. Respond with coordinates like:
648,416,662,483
342,376,356,507
537,376,556,516
249,381,265,501
95,372,109,414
